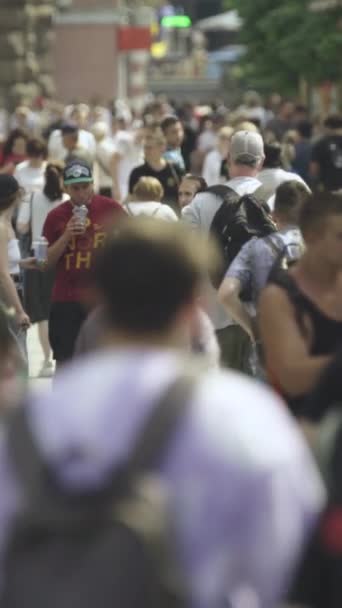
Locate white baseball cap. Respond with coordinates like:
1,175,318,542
230,130,264,164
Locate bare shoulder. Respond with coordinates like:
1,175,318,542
259,283,292,308
0,220,8,240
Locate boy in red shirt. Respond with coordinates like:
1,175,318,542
43,159,124,367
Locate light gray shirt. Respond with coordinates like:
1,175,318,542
227,226,304,306
0,349,324,607
182,176,262,329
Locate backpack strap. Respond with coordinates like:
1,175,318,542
251,183,270,204
264,233,285,257
125,370,196,476
8,369,198,525
206,184,240,204
268,271,308,336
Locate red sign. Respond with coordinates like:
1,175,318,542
118,27,151,51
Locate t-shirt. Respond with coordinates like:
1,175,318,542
17,192,69,242
48,129,97,164
14,161,46,195
227,226,304,307
0,349,324,608
129,162,184,210
311,134,342,191
43,195,124,303
113,130,143,200
123,201,178,221
202,149,225,186
163,148,185,171
95,137,117,189
257,167,310,205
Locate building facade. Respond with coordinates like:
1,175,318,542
0,0,56,109
54,0,151,108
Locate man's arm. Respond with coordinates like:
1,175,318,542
218,277,255,340
0,226,29,326
259,285,332,396
218,241,254,339
43,215,84,269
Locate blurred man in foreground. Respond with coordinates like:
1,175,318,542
0,219,324,608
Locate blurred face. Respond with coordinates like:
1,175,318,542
165,121,184,148
62,133,78,152
144,131,166,159
65,182,93,206
281,102,295,120
12,137,26,156
178,179,199,208
217,135,230,157
307,215,342,269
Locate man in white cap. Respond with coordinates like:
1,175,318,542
182,130,265,373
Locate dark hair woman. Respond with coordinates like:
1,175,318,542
17,161,67,377
0,129,28,175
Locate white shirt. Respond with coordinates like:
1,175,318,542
17,192,69,242
113,130,143,201
14,161,46,195
182,176,262,329
7,238,21,275
124,201,178,222
95,137,117,189
48,129,97,164
258,167,310,210
197,129,217,153
202,149,225,186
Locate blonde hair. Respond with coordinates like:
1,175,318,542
233,121,259,134
218,126,234,139
133,176,164,202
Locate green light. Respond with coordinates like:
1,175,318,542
161,15,192,28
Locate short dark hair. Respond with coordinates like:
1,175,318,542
182,174,208,193
2,129,28,158
299,191,342,235
263,142,282,168
26,137,47,159
274,180,309,223
324,114,342,130
93,218,217,335
44,161,64,201
161,115,181,133
61,122,79,136
296,120,313,139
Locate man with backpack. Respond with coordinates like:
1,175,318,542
218,181,308,344
182,130,268,372
0,218,324,608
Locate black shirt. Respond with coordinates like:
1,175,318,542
311,134,342,191
128,162,184,211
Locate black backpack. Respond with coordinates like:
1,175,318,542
208,185,276,290
1,375,196,608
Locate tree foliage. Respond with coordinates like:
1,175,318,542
225,0,342,94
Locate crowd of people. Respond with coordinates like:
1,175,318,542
0,90,341,607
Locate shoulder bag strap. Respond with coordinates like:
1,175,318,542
167,162,181,189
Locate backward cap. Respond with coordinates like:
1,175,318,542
64,160,93,185
230,130,264,163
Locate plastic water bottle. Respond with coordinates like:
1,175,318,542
72,204,88,228
33,236,48,264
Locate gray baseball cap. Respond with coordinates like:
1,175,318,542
230,131,264,164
